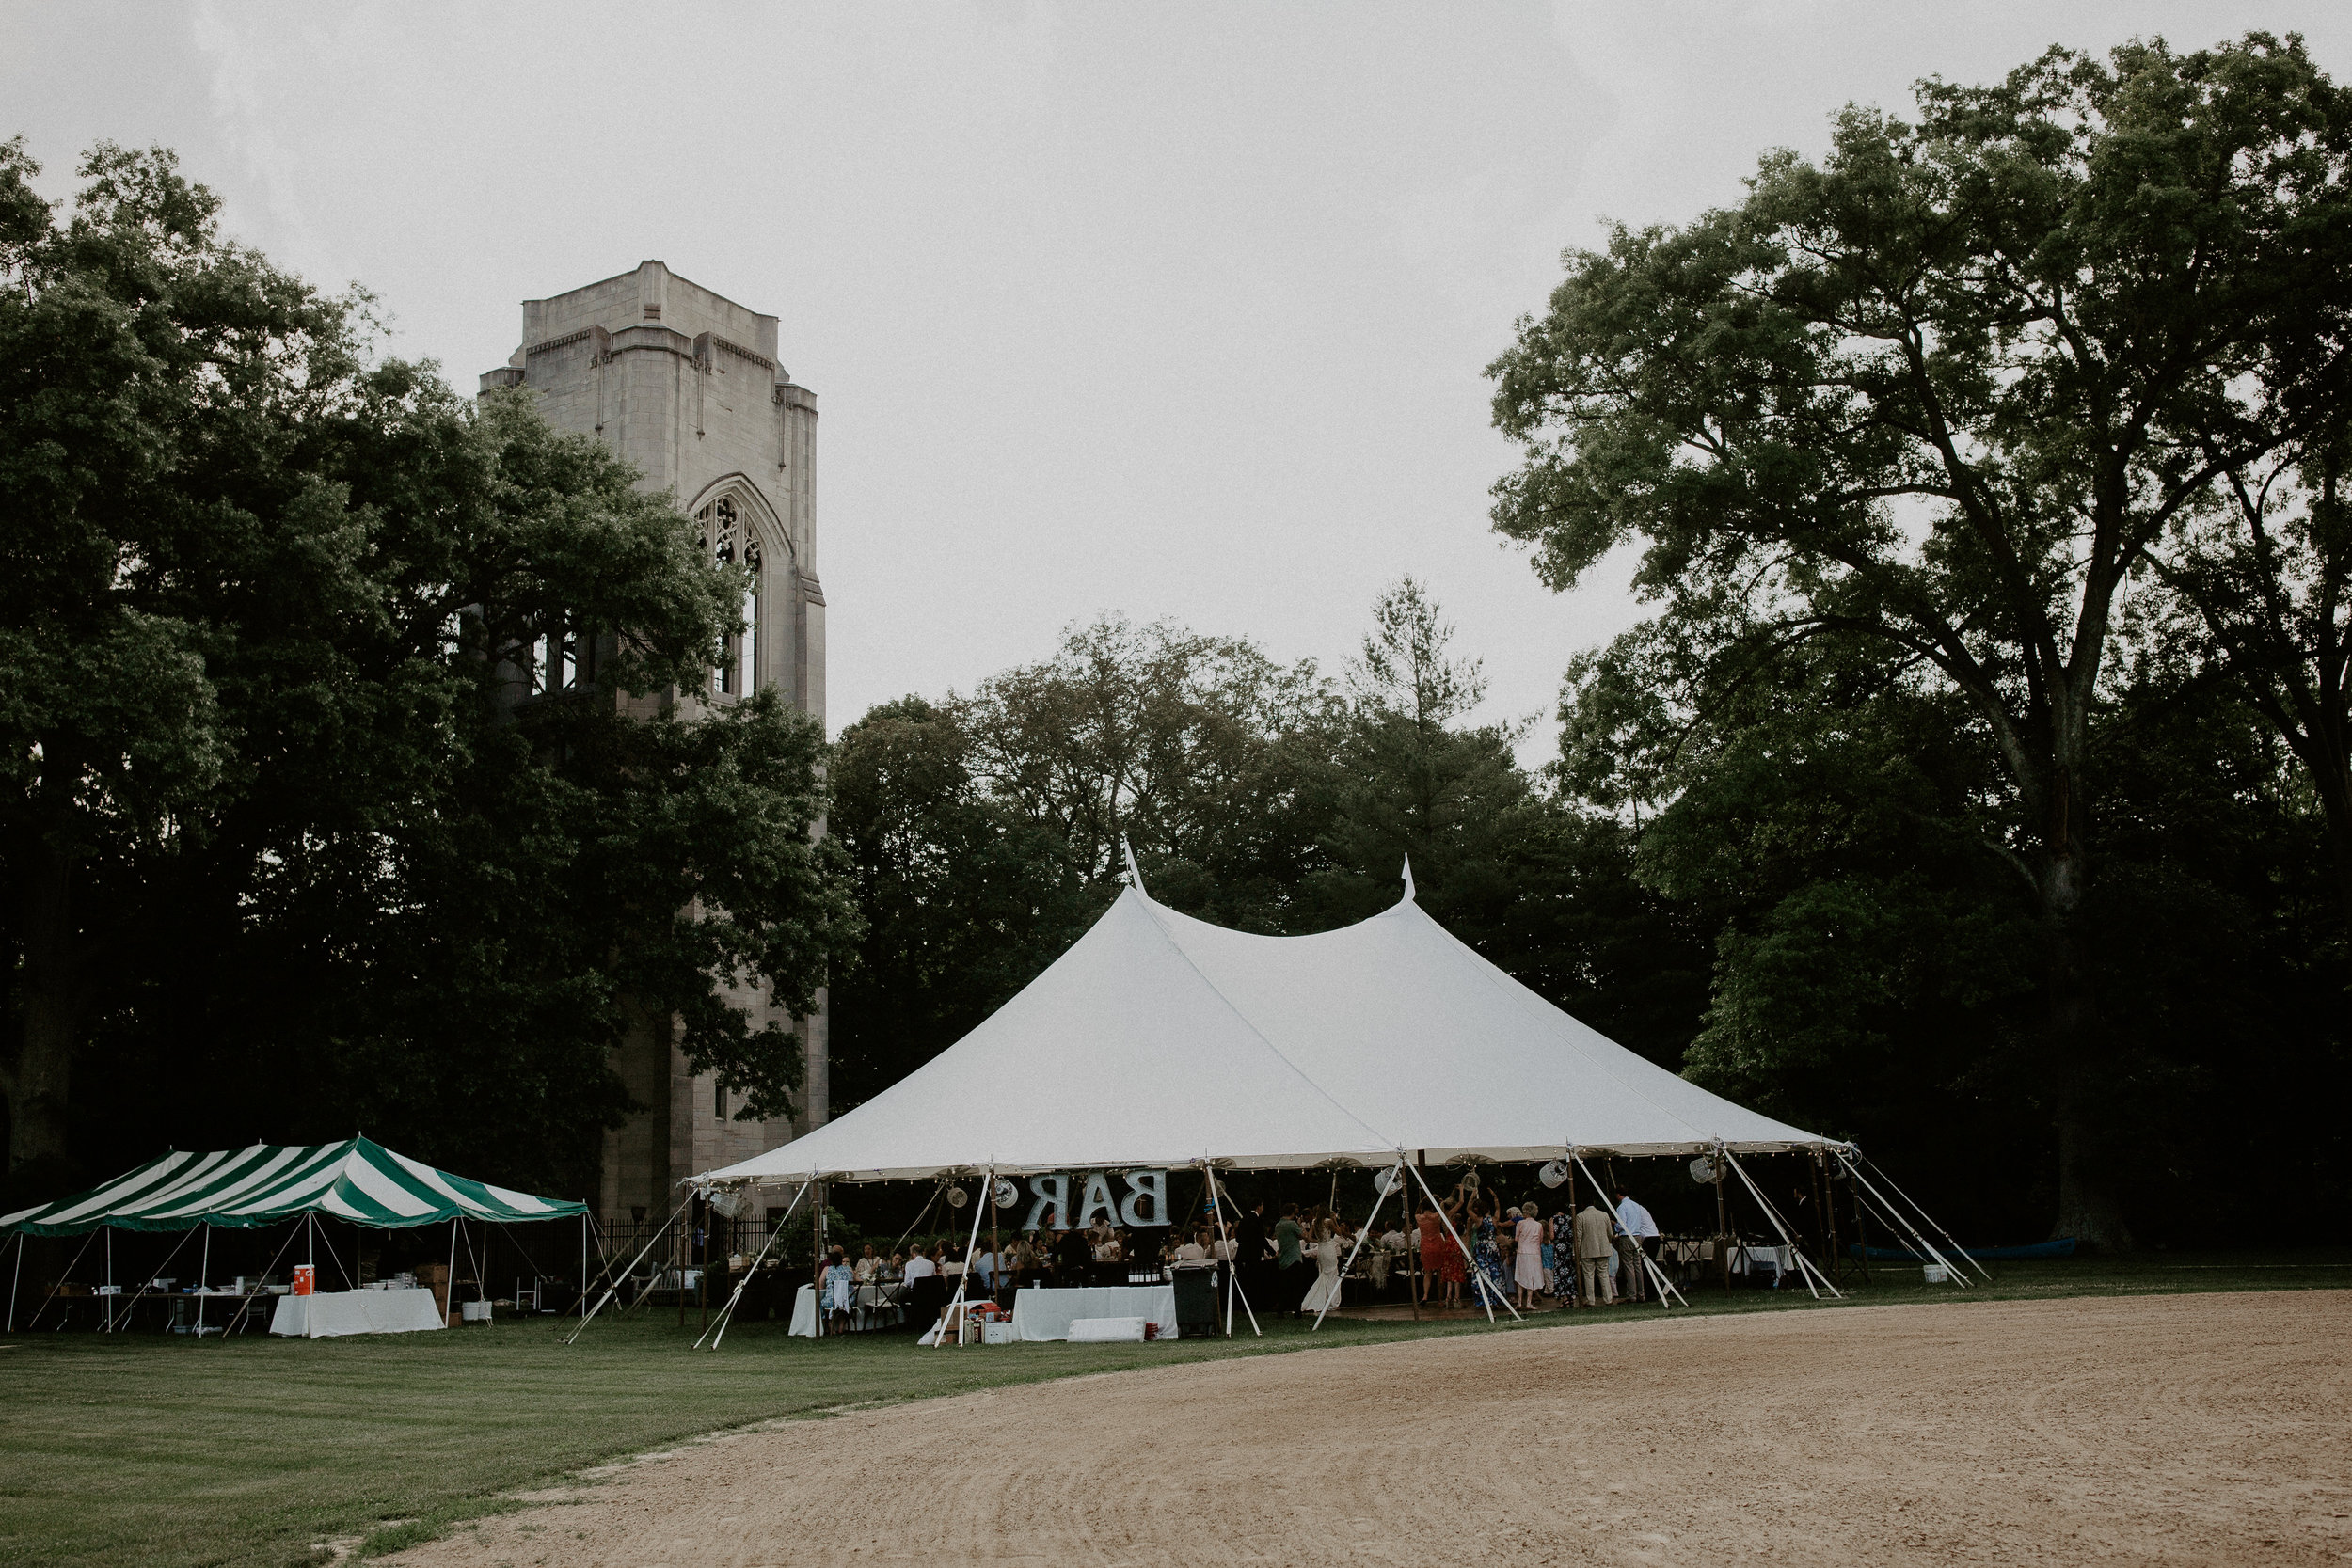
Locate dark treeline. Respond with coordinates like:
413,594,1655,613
837,33,2352,1250
832,578,2352,1250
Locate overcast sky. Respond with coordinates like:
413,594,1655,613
8,3,2344,755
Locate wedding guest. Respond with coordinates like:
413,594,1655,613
902,1243,944,1333
1511,1206,1546,1309
1275,1203,1307,1315
1424,1189,1469,1308
822,1247,855,1332
1237,1199,1273,1307
1052,1226,1091,1285
854,1243,882,1286
1573,1201,1617,1307
1613,1187,1660,1304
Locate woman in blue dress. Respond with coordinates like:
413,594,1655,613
1471,1196,1512,1307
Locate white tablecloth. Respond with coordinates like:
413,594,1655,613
788,1283,817,1337
1729,1244,1795,1275
269,1289,445,1338
1009,1285,1176,1342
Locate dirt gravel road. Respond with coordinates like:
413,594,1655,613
393,1291,2352,1567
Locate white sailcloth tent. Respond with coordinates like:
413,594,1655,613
699,872,1838,1190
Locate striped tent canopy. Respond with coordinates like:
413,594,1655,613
0,1137,587,1237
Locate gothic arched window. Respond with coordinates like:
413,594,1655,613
699,497,762,695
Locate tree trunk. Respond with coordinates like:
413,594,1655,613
7,837,83,1185
2038,816,2135,1250
2307,752,2352,989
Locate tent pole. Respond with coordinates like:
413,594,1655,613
323,1216,353,1291
104,1227,113,1333
218,1219,309,1339
1564,1155,1578,1307
197,1223,210,1336
1714,1159,1731,1291
810,1182,824,1338
1406,1162,1501,1323
1848,1166,1871,1282
26,1227,101,1332
7,1231,22,1334
1836,1150,1968,1288
932,1168,991,1350
1721,1150,1837,1299
1858,1149,1993,1283
461,1218,485,1313
1570,1154,1683,1307
580,1215,589,1322
566,1193,691,1343
1408,1152,1422,1322
103,1224,203,1334
448,1218,459,1326
1203,1164,1258,1338
1809,1151,1832,1281
699,1180,813,1351
1311,1160,1401,1332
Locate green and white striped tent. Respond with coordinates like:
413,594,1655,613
0,1136,587,1237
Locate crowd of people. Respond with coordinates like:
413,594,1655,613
787,1177,1665,1333
1406,1177,1661,1311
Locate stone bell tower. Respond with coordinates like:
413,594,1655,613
481,261,827,1227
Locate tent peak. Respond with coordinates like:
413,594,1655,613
1401,854,1416,903
1121,834,1146,895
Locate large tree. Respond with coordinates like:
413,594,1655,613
827,618,1338,1109
2155,423,2352,970
1488,35,2351,1243
0,141,855,1197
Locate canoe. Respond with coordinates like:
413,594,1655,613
1850,1238,2077,1261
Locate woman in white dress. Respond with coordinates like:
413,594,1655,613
1298,1219,1344,1314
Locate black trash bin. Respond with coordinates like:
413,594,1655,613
1171,1265,1218,1338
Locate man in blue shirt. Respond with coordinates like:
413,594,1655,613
1613,1188,1660,1302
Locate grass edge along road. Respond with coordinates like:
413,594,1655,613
2,1253,2346,1568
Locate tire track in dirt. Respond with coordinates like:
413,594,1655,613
390,1291,2352,1568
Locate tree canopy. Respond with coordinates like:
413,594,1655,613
1487,34,2352,1243
0,141,855,1203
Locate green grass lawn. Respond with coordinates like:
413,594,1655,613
4,1251,2346,1568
